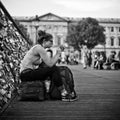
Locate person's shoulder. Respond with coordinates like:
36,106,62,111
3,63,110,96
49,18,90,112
32,44,43,50
33,44,46,53
34,44,42,48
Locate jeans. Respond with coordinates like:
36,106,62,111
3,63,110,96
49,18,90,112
20,66,63,87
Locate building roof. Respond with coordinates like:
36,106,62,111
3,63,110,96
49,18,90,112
13,13,120,24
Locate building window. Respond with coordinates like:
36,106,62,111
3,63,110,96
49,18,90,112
56,35,61,45
119,27,120,32
110,37,114,46
111,27,114,32
119,37,120,46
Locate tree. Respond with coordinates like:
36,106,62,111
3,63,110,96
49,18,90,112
67,17,105,50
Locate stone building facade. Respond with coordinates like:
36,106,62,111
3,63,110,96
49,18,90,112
15,13,69,53
94,18,120,57
14,13,120,57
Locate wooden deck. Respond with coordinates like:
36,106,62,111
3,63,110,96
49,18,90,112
1,65,120,120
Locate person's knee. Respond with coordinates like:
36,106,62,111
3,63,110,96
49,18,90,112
52,65,58,69
50,65,60,74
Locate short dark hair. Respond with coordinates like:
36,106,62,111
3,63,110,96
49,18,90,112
37,30,53,44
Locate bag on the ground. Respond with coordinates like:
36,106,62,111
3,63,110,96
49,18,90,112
49,66,77,100
103,63,111,70
18,81,46,101
111,62,120,70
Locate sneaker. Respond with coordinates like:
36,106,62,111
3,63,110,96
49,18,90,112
62,93,78,102
83,67,87,69
61,89,68,96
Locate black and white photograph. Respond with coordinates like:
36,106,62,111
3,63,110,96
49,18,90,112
0,0,120,119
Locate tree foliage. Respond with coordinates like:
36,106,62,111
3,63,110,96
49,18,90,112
67,17,105,50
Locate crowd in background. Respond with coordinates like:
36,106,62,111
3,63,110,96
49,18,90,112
56,49,80,65
56,46,120,70
81,49,120,70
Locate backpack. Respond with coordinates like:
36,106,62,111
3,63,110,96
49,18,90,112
18,81,46,101
49,66,77,100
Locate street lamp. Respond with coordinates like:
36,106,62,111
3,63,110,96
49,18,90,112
103,42,106,57
34,22,39,44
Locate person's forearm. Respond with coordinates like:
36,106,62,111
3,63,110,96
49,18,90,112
51,54,60,65
45,54,60,67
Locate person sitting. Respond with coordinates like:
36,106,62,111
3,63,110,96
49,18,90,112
19,30,76,101
104,51,119,70
94,52,104,69
39,49,53,94
93,52,99,69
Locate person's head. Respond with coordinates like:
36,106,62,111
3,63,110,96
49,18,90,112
37,30,53,48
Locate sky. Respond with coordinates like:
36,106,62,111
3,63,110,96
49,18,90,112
1,0,120,18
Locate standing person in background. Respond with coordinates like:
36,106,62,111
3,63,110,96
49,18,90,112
117,51,120,62
87,50,92,67
81,46,88,69
61,50,66,64
19,30,76,101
